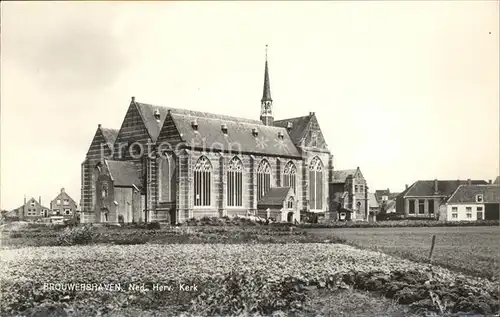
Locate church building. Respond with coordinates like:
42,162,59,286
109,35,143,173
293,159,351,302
80,51,334,224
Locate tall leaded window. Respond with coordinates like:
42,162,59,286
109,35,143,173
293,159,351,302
194,156,212,207
227,157,243,207
308,157,323,210
287,197,294,209
283,161,297,193
158,154,170,201
257,159,271,201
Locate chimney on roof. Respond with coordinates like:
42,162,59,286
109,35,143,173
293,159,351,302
309,112,315,116
286,121,293,131
221,124,228,134
131,96,135,103
191,119,198,131
61,188,65,193
405,184,408,189
154,109,161,121
98,124,101,128
489,179,492,184
467,178,471,185
434,179,438,193
39,196,41,204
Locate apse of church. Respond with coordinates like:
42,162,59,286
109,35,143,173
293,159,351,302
81,48,334,224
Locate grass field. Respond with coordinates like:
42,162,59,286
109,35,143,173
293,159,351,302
303,226,500,280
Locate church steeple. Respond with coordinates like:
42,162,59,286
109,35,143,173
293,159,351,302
260,45,274,126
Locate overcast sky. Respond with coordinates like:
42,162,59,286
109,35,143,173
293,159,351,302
1,1,498,210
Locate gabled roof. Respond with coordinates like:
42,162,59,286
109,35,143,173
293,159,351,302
169,112,300,158
105,160,143,190
331,169,357,184
385,200,396,211
135,102,171,142
375,189,390,197
273,115,311,145
257,187,292,206
447,185,500,204
368,193,379,208
404,180,488,197
135,101,264,143
100,128,119,146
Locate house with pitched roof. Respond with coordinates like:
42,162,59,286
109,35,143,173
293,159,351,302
445,185,500,221
8,197,51,221
328,167,369,221
81,50,334,224
50,188,78,219
395,179,488,219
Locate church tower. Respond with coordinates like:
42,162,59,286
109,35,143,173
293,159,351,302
260,45,274,126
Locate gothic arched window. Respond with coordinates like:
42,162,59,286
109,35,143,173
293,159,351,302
283,161,297,193
308,157,324,210
227,157,243,207
158,153,170,201
194,156,212,207
257,159,271,201
287,197,294,209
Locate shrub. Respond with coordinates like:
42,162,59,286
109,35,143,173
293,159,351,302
56,225,97,246
147,222,161,230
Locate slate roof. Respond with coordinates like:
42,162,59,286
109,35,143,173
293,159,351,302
273,115,311,145
368,193,379,208
404,180,488,197
105,160,143,189
385,200,396,212
101,128,119,146
447,185,500,204
331,169,357,184
257,187,291,206
135,101,264,142
170,113,300,158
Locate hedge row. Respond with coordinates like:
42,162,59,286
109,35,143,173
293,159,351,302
299,219,500,229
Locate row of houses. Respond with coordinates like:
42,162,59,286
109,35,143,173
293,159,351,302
370,176,500,221
5,188,79,223
327,170,499,222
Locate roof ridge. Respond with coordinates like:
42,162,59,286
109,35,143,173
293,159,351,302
137,102,262,125
171,113,288,129
274,115,310,123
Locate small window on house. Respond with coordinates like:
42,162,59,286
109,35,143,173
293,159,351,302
475,194,483,203
452,213,458,219
64,209,71,215
418,200,425,214
63,199,69,205
428,200,435,214
408,200,415,214
477,211,483,220
30,201,35,207
56,199,61,205
477,206,483,211
359,185,364,192
355,185,359,192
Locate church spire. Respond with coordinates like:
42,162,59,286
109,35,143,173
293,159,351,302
260,45,274,126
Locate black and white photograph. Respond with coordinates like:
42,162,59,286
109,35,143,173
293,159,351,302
1,1,499,316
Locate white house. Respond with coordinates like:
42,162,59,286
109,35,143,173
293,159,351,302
446,185,500,221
